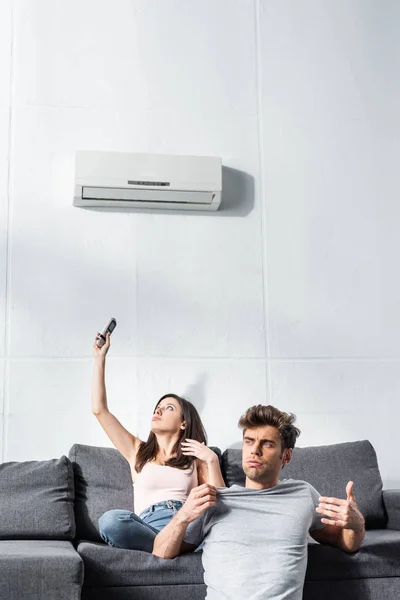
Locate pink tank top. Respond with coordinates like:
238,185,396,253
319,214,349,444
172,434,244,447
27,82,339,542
133,460,198,516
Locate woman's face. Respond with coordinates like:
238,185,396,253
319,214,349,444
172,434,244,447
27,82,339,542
151,397,185,435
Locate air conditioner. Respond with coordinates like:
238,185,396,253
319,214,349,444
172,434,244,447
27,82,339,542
73,151,222,211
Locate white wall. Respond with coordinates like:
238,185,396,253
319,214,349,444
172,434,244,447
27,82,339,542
1,1,399,489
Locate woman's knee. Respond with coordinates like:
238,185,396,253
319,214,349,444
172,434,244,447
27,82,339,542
98,509,131,537
98,509,156,551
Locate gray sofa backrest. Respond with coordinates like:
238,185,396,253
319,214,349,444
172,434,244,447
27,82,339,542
0,456,75,540
69,444,133,543
222,440,386,529
69,443,222,543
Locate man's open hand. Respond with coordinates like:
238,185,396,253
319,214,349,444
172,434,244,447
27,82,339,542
316,481,365,532
179,484,217,524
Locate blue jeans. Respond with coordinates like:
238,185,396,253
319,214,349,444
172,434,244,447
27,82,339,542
98,500,183,553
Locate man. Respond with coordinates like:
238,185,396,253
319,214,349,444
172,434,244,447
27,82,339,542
152,405,365,600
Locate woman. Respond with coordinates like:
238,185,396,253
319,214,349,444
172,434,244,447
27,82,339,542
93,332,224,552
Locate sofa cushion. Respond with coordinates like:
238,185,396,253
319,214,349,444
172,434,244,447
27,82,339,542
383,489,400,530
303,578,400,600
0,456,75,539
306,529,400,580
81,584,207,600
0,540,83,600
222,440,386,528
77,541,204,587
69,444,134,543
78,531,400,590
69,443,222,543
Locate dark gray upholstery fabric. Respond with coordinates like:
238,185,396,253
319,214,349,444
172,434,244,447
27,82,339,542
69,444,134,543
69,443,221,543
0,540,83,600
221,448,246,487
303,577,400,600
77,541,204,587
79,531,400,595
82,585,206,600
0,456,75,539
383,489,400,530
306,529,400,580
81,579,400,600
222,440,386,528
78,529,400,589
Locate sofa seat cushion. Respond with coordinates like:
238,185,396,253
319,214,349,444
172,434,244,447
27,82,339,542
79,530,400,590
0,540,83,600
77,541,204,587
0,456,75,539
306,529,400,580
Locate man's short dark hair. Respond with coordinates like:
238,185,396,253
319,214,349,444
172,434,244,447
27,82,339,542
238,405,300,451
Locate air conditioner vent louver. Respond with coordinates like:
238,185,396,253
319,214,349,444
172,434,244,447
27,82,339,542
127,180,170,187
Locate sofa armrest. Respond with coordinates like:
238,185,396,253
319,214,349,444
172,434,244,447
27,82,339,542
383,489,400,530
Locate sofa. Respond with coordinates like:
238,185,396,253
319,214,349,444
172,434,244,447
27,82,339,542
0,440,399,600
0,457,83,600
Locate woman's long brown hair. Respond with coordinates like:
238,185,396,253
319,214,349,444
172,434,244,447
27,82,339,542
135,394,207,473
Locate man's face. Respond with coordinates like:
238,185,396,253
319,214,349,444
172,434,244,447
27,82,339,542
242,425,291,488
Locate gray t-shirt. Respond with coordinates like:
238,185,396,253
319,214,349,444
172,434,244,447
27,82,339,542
184,479,325,600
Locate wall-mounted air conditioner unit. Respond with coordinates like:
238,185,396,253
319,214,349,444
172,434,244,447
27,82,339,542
73,151,222,211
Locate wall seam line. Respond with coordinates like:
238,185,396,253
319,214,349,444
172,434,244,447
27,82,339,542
254,0,272,401
2,0,15,463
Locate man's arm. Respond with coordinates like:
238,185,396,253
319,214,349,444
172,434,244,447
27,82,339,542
310,481,365,552
152,483,217,559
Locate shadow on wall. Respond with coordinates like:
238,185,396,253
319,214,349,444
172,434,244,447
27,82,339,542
219,166,254,217
179,375,248,450
228,441,243,450
183,373,208,415
83,166,255,217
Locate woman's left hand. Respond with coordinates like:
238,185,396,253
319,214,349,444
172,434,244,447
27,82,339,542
181,439,218,465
